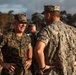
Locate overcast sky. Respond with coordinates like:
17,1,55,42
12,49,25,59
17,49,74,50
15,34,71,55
0,0,76,18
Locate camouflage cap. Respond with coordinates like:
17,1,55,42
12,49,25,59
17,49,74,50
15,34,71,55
42,5,60,14
14,14,27,23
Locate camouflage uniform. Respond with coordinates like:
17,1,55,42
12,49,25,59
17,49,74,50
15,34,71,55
37,20,76,75
30,32,39,75
0,31,32,75
27,24,39,75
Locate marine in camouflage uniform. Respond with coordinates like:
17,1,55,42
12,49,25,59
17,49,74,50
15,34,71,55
28,24,39,75
35,5,76,75
0,14,32,75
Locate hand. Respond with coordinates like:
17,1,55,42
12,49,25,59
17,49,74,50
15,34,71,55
39,65,55,75
2,63,16,73
26,60,32,69
45,65,55,70
39,65,50,75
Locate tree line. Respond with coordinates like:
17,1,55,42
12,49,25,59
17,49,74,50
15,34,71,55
0,10,76,34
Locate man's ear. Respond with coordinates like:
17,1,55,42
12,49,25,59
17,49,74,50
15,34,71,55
47,13,51,19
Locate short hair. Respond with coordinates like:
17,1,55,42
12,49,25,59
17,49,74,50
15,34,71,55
50,11,60,17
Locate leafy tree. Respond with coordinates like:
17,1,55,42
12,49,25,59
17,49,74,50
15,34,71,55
60,10,67,23
0,11,14,34
61,10,76,27
31,12,45,31
66,14,73,26
72,14,76,27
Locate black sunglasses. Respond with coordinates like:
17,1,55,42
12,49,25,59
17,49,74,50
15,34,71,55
19,22,27,24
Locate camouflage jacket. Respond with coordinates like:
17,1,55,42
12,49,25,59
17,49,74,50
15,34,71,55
0,31,31,75
37,21,76,75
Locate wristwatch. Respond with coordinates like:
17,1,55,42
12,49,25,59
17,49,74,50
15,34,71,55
39,66,46,70
28,58,32,60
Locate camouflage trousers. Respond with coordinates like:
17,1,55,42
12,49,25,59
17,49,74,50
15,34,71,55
42,69,59,75
1,68,32,75
42,68,76,75
25,68,32,75
42,69,56,75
